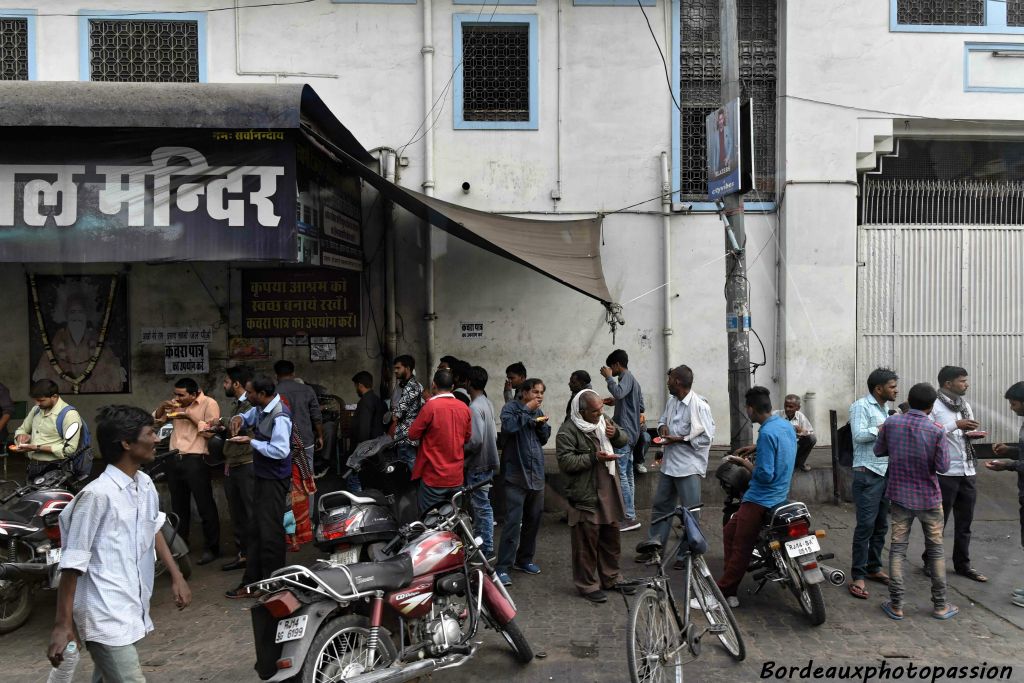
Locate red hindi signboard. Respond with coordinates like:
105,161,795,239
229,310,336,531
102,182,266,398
240,268,361,337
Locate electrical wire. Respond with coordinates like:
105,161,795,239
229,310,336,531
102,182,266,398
31,0,319,17
636,0,682,113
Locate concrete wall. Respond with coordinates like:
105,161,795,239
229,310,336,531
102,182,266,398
3,0,1021,441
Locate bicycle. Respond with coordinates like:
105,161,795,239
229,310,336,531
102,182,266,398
627,505,745,683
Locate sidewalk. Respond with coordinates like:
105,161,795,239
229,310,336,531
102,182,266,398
1,466,1022,682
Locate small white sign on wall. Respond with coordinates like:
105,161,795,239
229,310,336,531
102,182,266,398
460,322,485,340
164,344,209,375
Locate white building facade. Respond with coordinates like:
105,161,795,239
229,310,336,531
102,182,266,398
0,0,1021,442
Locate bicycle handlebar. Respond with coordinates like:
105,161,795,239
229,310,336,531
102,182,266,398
650,504,704,526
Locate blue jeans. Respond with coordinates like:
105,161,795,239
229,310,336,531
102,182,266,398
467,469,495,556
851,468,890,581
648,473,702,561
398,443,417,469
497,483,544,573
87,641,145,683
616,444,635,520
418,482,458,515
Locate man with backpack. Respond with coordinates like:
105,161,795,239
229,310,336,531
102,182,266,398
14,380,88,478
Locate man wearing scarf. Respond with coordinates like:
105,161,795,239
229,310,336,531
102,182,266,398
556,389,637,603
927,366,987,583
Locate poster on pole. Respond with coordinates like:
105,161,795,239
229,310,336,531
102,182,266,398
706,98,756,200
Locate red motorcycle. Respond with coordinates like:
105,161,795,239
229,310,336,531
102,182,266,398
248,477,533,683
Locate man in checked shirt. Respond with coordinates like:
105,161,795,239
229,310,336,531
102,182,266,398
48,406,191,681
874,383,959,621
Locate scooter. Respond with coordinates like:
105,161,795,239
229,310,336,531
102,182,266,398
248,477,533,683
313,436,418,566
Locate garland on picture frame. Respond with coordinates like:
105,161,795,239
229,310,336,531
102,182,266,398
28,273,119,394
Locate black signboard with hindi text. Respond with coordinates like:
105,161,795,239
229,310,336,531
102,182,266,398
240,268,360,337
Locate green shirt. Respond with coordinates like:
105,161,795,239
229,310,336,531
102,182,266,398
14,398,82,462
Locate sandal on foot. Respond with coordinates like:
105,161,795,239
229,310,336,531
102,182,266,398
957,568,988,583
881,601,904,620
849,583,869,600
933,604,960,620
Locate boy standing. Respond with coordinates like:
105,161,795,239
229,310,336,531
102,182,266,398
48,406,191,680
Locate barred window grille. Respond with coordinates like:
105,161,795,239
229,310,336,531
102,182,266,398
88,19,199,82
1008,0,1024,26
462,24,530,122
0,18,29,81
895,0,985,26
679,0,776,202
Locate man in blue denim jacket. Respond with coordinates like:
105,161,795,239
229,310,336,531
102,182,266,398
847,367,899,600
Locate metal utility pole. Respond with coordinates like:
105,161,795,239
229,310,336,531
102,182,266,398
720,0,752,451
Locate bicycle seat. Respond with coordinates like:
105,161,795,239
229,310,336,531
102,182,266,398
636,540,663,556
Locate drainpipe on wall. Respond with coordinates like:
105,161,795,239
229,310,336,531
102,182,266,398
422,0,438,371
660,152,674,378
382,151,399,361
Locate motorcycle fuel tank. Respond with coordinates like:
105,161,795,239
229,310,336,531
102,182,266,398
404,530,465,576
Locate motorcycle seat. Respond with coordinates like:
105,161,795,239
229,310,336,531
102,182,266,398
317,554,413,596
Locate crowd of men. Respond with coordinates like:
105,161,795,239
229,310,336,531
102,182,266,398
2,352,1023,680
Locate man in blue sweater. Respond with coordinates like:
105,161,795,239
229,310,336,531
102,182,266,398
716,386,796,606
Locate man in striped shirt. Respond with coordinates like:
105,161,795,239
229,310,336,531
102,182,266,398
874,383,958,621
49,406,191,679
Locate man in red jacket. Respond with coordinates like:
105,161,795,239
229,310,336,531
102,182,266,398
409,369,473,513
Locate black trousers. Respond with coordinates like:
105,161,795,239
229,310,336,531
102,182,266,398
223,463,255,557
922,474,977,572
795,434,818,469
167,454,220,554
242,476,289,584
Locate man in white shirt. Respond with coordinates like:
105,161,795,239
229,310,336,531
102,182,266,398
927,365,987,583
637,365,714,569
773,394,816,472
49,405,191,680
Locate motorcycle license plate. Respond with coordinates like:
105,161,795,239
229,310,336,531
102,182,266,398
330,548,359,566
46,548,61,565
785,536,820,558
275,615,308,644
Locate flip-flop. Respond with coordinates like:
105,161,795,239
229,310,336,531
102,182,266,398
881,601,904,620
932,604,960,620
866,572,891,585
849,583,869,600
957,569,988,583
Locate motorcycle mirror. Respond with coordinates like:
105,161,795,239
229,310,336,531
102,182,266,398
63,422,80,442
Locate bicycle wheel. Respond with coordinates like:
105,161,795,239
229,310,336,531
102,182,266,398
627,587,683,683
690,556,746,662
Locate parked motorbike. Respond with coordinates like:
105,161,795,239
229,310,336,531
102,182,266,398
747,501,844,626
314,436,417,566
248,477,533,683
715,457,844,627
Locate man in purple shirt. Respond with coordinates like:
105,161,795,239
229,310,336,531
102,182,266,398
874,382,958,621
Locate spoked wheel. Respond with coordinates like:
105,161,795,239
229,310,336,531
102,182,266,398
689,556,746,661
785,560,827,626
0,580,32,634
627,588,683,683
489,613,534,663
301,615,397,683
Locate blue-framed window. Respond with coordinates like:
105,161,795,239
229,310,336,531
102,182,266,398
573,0,655,6
672,0,776,211
453,13,538,131
963,41,1024,91
78,11,207,82
891,0,1024,34
0,10,36,80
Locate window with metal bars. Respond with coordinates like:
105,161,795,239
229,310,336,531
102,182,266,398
1009,0,1024,26
0,17,29,81
895,0,985,26
679,0,776,202
88,19,200,82
461,24,530,122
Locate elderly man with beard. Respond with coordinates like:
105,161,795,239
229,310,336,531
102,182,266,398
557,389,637,603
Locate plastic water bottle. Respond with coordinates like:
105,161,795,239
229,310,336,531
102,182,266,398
47,641,79,683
